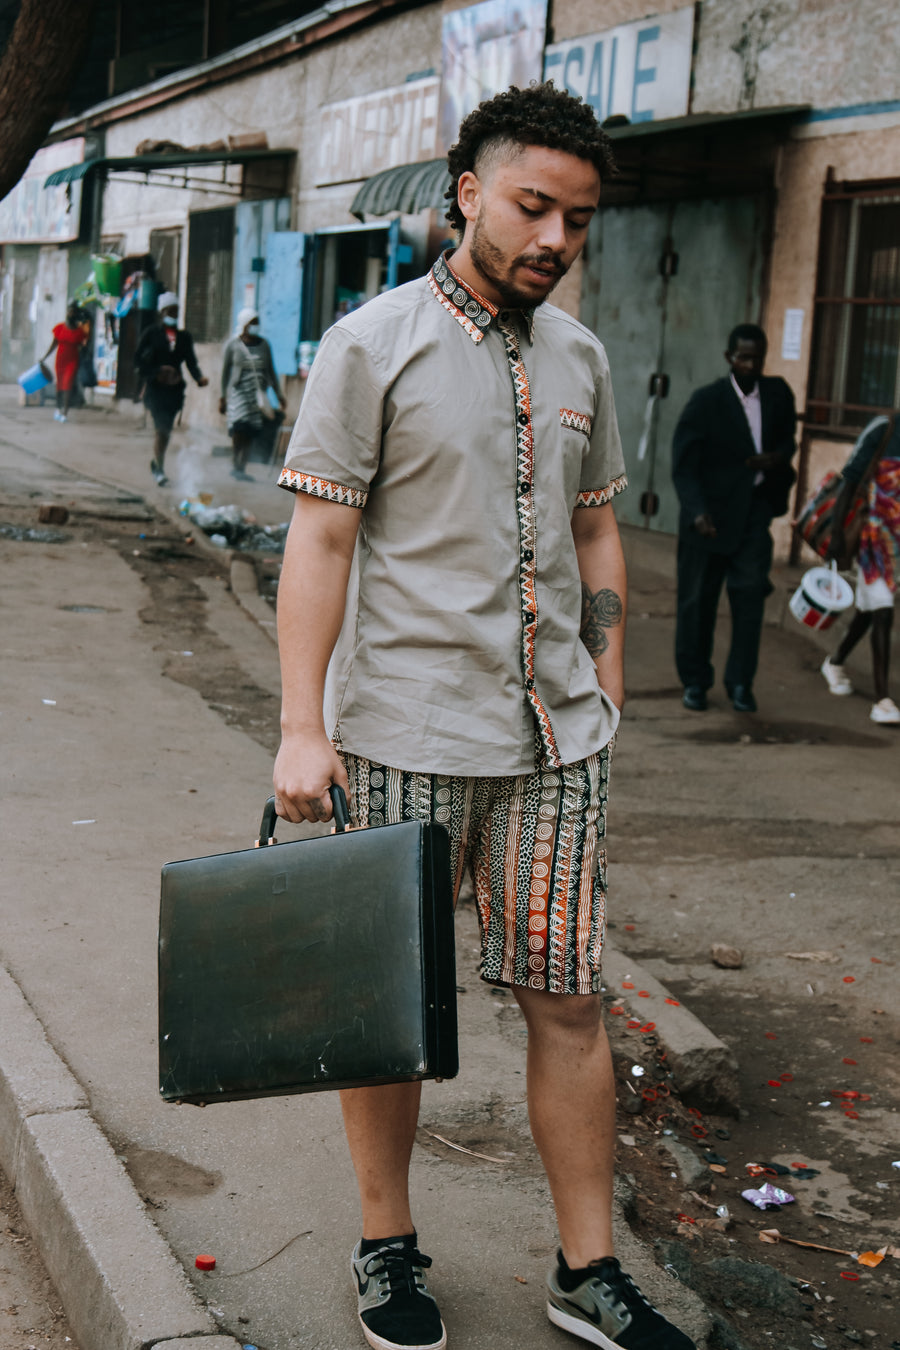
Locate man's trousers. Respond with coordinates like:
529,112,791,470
675,499,774,692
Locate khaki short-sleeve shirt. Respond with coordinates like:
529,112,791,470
279,252,627,775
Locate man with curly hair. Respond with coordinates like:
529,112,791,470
273,82,695,1350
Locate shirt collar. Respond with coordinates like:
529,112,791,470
428,251,535,345
730,373,760,403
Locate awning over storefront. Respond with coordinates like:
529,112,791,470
351,157,451,220
349,105,811,219
44,148,294,188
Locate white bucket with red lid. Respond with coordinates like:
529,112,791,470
789,563,854,631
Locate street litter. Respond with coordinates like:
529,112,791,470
741,1183,795,1209
42,698,56,705
195,1254,216,1270
1,522,70,543
72,819,96,825
784,951,839,962
423,1130,508,1164
180,501,290,553
760,1232,900,1265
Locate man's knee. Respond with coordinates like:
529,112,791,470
514,986,604,1038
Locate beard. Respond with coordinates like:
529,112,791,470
468,209,567,310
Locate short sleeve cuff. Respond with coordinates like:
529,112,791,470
278,466,368,508
575,474,628,508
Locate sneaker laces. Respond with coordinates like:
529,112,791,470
589,1259,657,1321
365,1244,433,1298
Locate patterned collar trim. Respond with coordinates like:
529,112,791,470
428,252,535,345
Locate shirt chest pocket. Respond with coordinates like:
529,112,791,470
557,408,594,497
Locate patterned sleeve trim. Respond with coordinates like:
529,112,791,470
278,467,368,508
575,474,628,508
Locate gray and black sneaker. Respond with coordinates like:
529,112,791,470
351,1234,446,1350
547,1253,695,1349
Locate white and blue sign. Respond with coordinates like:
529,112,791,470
543,7,694,125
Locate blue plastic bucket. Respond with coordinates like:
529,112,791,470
18,363,52,394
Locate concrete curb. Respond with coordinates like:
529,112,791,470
603,946,740,1116
0,965,242,1350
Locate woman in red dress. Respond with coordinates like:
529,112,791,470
41,301,88,422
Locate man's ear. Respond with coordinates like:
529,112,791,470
457,170,481,226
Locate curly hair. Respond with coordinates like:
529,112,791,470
445,82,616,232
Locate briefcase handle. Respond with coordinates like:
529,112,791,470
258,786,350,846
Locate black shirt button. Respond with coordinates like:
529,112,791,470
519,481,530,494
525,678,535,690
517,412,529,425
522,549,533,561
524,611,535,623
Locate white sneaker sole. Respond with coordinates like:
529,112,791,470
871,711,900,724
548,1301,619,1348
359,1312,447,1350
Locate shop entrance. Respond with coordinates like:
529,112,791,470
581,193,769,534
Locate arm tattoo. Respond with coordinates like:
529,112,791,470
580,584,623,658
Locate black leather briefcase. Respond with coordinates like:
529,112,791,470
158,790,458,1104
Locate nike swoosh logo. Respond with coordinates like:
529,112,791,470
355,1268,371,1296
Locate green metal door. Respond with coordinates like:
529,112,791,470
581,194,768,534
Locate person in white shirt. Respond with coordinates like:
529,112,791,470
671,324,797,712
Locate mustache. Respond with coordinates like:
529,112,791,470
516,252,566,276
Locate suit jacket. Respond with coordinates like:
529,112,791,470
671,375,797,553
134,324,203,392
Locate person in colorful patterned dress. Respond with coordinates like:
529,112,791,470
272,84,695,1350
821,414,900,724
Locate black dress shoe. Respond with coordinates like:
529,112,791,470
682,685,708,711
729,684,757,713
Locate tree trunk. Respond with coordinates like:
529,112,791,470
0,0,99,203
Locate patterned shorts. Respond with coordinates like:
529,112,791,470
338,740,613,996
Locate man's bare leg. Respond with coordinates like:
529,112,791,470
514,985,615,1267
340,1080,422,1238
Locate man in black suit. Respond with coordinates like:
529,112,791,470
134,292,208,486
672,324,796,712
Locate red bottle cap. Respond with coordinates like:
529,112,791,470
195,1254,216,1271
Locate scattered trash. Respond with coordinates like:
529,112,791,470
742,1184,795,1210
785,951,839,963
618,1134,636,1147
843,975,856,983
664,997,680,1006
631,1065,645,1077
715,1128,731,1140
72,819,96,825
711,943,743,968
37,503,69,525
514,1274,528,1284
180,501,290,553
423,1130,508,1164
0,522,70,543
705,1151,728,1166
42,698,56,705
195,1254,216,1270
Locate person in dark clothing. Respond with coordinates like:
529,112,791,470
671,323,796,713
134,291,208,486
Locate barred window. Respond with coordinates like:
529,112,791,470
807,185,900,429
185,208,234,343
